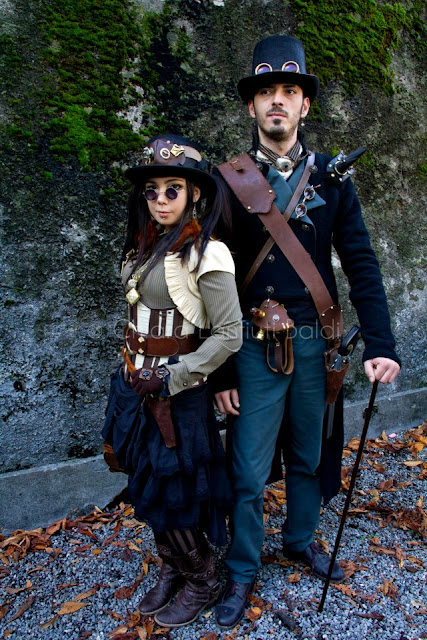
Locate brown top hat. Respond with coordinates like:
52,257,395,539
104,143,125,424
125,134,216,197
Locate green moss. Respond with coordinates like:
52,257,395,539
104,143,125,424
0,34,22,88
39,0,147,168
291,0,408,96
406,0,427,60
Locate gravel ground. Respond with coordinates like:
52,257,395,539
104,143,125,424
1,422,426,640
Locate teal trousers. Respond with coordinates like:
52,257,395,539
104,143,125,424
226,322,327,583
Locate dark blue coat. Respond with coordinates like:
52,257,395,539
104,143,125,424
211,148,400,502
221,152,399,365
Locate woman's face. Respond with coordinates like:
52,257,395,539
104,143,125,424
143,176,200,231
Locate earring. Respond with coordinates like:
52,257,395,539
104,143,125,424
192,204,198,219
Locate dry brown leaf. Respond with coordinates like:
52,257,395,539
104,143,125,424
136,627,147,640
122,520,140,528
5,585,29,595
246,606,262,621
126,610,141,628
316,539,329,554
0,604,10,620
73,587,99,602
378,579,398,598
127,541,142,553
346,438,360,451
333,583,358,599
57,581,78,591
58,601,90,615
103,610,126,620
354,611,385,620
200,632,219,640
114,575,143,600
40,614,59,629
7,595,35,623
377,478,394,491
339,559,368,579
407,555,425,567
287,571,300,583
45,520,65,535
108,625,128,637
402,460,423,467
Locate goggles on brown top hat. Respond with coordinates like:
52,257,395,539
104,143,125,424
237,35,320,103
125,134,216,197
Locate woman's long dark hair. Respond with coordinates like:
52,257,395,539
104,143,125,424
121,174,232,280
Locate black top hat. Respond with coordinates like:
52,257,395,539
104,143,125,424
125,134,216,197
238,35,320,103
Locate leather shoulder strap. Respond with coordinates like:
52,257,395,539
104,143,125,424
217,152,343,339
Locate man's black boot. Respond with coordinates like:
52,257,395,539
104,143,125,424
282,541,345,583
215,579,254,630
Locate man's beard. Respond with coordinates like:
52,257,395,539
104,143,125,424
260,118,291,142
256,108,301,143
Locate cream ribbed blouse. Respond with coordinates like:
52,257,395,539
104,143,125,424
122,240,242,395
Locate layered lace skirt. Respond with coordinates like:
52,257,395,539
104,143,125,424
101,367,232,546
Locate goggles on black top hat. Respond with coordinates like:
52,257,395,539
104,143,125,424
237,35,320,103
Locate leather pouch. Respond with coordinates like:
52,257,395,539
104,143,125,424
251,299,295,374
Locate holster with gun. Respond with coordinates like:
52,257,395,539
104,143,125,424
217,148,365,406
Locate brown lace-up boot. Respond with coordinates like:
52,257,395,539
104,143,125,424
138,544,182,615
154,539,221,627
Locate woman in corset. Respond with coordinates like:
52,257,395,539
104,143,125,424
102,134,242,628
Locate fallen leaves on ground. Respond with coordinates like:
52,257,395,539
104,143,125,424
0,423,425,636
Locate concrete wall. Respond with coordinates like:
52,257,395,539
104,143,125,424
0,0,426,532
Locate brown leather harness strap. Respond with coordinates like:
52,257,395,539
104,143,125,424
217,152,343,341
237,153,316,295
124,324,200,357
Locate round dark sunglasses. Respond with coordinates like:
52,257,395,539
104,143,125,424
143,185,185,201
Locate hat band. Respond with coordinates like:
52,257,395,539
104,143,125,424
255,60,300,75
140,140,202,168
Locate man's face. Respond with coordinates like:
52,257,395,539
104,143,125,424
248,83,310,144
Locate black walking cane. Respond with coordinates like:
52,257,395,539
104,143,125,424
318,379,379,612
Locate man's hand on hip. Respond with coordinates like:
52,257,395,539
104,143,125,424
214,389,240,415
364,357,400,384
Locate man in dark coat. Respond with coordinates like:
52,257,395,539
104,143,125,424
212,35,401,630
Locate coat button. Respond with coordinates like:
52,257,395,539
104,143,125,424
265,285,274,295
266,254,275,263
304,286,310,295
301,223,310,232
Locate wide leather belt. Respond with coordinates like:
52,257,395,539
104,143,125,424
124,324,200,357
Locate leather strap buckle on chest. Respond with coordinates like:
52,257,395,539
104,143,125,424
124,323,200,357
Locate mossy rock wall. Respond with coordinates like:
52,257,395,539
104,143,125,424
0,0,426,473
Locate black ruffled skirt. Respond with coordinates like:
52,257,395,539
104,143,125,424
101,367,232,546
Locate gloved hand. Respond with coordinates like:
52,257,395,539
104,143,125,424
130,366,170,399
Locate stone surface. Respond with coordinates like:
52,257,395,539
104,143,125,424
0,0,425,529
0,456,127,532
